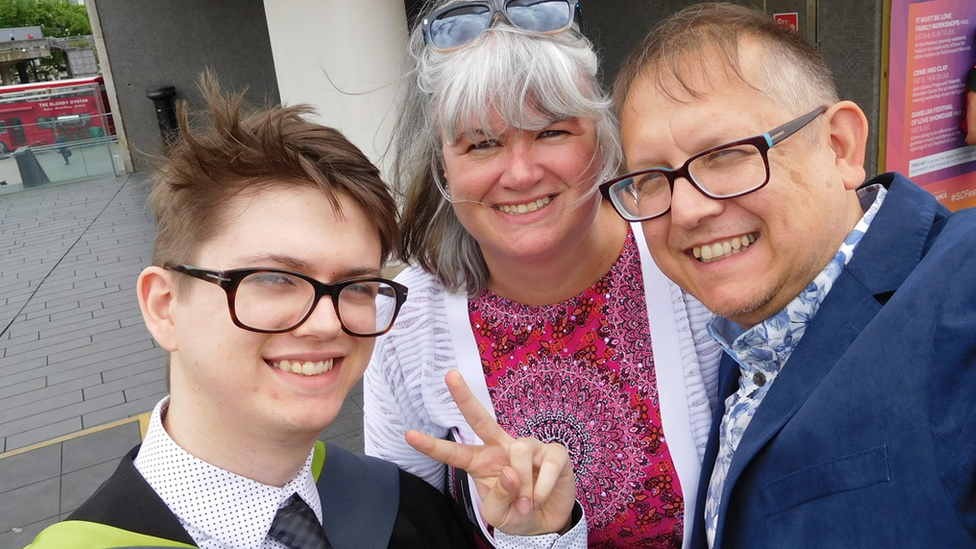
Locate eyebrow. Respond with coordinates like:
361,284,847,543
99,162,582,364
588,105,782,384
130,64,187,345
631,128,761,170
450,127,491,144
337,266,384,278
234,254,382,279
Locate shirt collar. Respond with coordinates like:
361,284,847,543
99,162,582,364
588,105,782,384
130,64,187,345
134,397,321,549
709,184,887,375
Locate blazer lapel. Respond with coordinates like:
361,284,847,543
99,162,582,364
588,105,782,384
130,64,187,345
691,355,739,549
67,445,197,545
720,270,881,494
713,174,945,544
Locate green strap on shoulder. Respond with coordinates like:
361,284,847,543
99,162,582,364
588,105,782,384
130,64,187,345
24,520,196,549
312,439,326,481
26,441,330,549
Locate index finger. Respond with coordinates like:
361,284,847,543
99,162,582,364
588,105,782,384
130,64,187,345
405,428,479,470
445,370,513,447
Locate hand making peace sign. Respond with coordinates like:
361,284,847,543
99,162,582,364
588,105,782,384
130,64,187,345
405,370,578,537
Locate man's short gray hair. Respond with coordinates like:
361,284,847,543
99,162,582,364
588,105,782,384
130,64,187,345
613,2,840,124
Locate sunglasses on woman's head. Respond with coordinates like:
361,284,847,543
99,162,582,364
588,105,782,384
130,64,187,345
422,0,581,52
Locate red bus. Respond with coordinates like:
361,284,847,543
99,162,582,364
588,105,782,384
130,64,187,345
0,75,114,153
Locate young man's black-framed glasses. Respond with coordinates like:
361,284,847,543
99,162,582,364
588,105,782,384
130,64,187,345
600,106,828,222
422,0,582,52
164,264,408,337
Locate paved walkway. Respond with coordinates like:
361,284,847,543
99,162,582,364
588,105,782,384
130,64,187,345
0,173,164,453
0,174,365,548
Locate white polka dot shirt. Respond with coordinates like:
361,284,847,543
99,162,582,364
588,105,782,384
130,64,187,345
134,397,322,549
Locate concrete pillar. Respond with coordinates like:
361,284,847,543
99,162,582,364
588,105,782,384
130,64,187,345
263,0,408,177
86,0,134,173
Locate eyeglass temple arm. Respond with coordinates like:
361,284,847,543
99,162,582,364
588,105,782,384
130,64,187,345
164,264,229,285
765,105,828,147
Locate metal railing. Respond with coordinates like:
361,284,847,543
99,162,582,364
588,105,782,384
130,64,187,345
46,36,95,51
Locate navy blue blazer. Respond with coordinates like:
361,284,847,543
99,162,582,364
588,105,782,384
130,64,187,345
691,173,976,548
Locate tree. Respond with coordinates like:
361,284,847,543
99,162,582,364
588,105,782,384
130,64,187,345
0,0,92,79
0,0,91,37
0,0,38,32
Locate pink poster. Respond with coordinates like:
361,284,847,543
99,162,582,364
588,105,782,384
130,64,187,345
886,0,975,211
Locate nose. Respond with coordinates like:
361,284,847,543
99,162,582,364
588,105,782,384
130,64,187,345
292,295,344,338
499,139,544,190
667,176,725,230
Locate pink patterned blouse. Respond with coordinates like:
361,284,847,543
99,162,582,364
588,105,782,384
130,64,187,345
468,230,684,548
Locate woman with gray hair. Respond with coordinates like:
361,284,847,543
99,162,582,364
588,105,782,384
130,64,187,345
364,2,721,546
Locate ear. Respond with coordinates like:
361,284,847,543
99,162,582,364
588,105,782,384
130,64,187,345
137,266,179,352
825,100,869,190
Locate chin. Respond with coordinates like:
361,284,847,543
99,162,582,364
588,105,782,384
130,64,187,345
270,409,340,439
712,295,776,327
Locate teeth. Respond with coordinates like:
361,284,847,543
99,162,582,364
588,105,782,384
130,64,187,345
692,234,757,263
273,359,334,376
498,196,552,215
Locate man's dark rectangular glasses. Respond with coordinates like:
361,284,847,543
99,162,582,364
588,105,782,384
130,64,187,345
600,106,828,222
164,264,408,337
422,0,581,52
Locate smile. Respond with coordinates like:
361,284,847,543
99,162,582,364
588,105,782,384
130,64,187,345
496,196,553,215
270,359,334,376
693,233,757,263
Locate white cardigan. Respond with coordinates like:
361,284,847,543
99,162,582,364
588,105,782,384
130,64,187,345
364,227,721,548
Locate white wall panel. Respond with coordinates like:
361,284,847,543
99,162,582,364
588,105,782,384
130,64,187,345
264,0,408,176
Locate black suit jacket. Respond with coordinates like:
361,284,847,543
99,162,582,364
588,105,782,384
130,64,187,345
68,443,476,549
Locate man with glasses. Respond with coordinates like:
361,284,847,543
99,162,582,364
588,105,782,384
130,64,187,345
26,75,585,549
605,4,976,549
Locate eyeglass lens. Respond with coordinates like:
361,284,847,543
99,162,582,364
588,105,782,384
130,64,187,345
507,1,573,32
611,142,767,220
428,1,572,50
233,271,397,335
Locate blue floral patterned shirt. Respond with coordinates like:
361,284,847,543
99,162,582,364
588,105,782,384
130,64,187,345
703,184,887,548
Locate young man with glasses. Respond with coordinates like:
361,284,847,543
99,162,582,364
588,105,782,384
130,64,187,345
607,4,976,549
25,75,585,549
